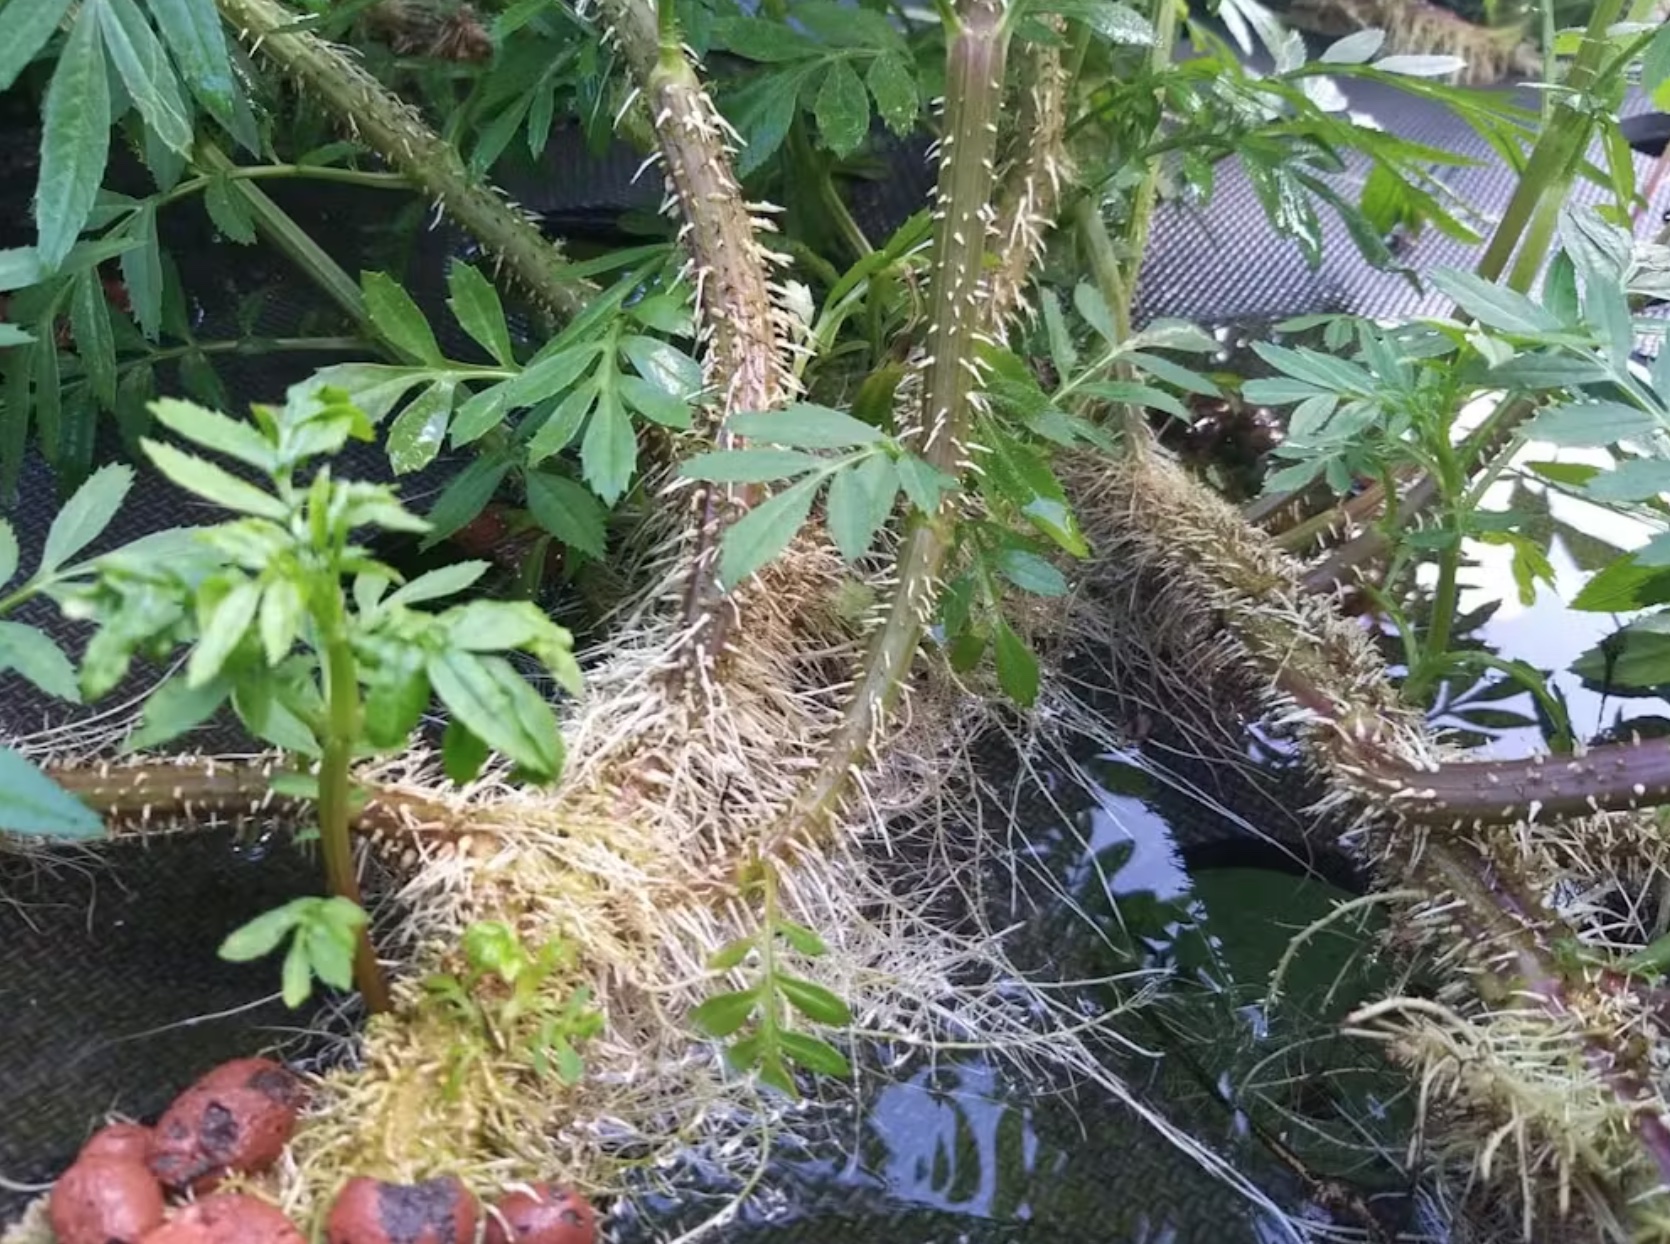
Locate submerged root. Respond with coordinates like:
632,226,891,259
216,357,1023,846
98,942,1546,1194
1060,443,1670,1240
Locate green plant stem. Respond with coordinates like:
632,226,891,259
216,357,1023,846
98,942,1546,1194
774,0,1009,845
154,164,413,212
1472,0,1624,289
316,602,392,1014
215,0,592,320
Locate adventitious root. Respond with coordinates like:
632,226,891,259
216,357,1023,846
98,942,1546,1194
1061,444,1670,1241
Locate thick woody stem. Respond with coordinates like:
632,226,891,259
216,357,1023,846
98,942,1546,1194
214,0,591,320
597,0,794,689
776,0,1011,843
44,759,469,841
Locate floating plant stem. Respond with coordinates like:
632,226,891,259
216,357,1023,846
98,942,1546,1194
596,0,795,688
776,0,1012,843
214,0,592,320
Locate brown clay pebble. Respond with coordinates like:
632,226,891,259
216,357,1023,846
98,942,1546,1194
148,1073,301,1192
327,1175,479,1244
486,1183,596,1244
140,1193,305,1244
191,1058,309,1112
49,1156,166,1244
79,1122,154,1164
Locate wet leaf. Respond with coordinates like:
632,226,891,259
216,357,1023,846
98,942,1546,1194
866,53,917,134
814,58,869,158
618,373,691,429
619,335,701,399
447,261,515,367
388,379,458,474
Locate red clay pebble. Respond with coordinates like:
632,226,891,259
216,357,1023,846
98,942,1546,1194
148,1060,305,1192
79,1122,154,1164
191,1058,309,1111
49,1156,166,1244
141,1193,306,1244
486,1183,596,1244
327,1175,479,1244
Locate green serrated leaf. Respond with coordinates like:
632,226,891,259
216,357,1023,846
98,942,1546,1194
1524,401,1659,448
427,649,563,781
97,0,194,155
0,744,105,839
363,270,444,365
778,1030,851,1077
385,560,490,610
718,472,824,586
1428,267,1563,335
895,454,957,515
1571,555,1670,612
0,0,75,94
447,261,515,367
730,403,883,449
0,522,17,586
691,987,760,1038
218,898,308,961
993,620,1040,707
188,578,261,687
618,373,691,429
680,447,826,483
825,458,881,560
866,53,917,134
580,383,636,506
387,380,457,474
775,920,828,956
776,975,851,1026
121,203,164,341
38,462,133,576
142,439,289,520
149,397,275,471
814,58,870,158
36,9,112,271
524,470,607,559
709,938,757,971
995,547,1067,596
442,715,491,785
421,453,512,551
204,173,256,244
619,335,701,400
70,270,117,409
299,364,431,424
126,672,231,751
0,621,80,702
147,0,242,139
